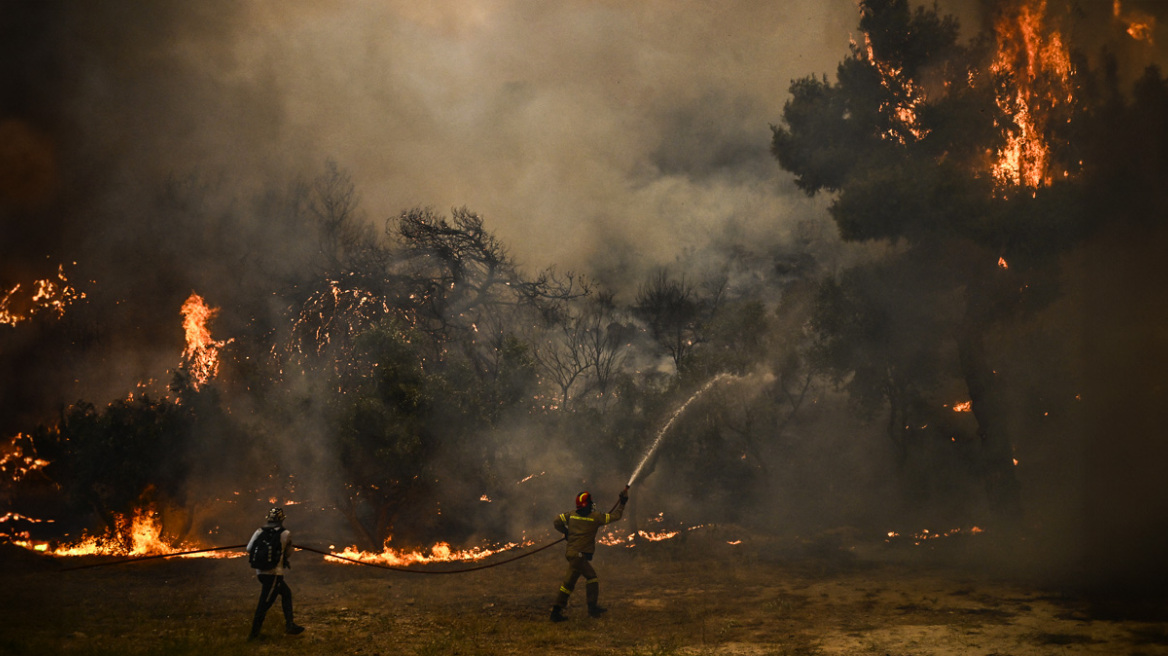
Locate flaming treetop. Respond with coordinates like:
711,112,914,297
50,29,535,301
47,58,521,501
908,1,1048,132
180,293,232,390
989,0,1076,193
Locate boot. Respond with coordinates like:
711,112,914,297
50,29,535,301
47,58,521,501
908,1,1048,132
286,624,305,635
550,606,567,622
585,580,604,617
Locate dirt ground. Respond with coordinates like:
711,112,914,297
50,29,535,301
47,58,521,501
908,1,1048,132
3,527,1167,656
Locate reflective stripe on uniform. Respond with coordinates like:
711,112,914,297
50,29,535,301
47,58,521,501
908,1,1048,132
572,514,595,522
586,577,599,584
560,586,572,594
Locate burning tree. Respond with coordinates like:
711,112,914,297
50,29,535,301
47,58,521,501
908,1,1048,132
770,0,1168,520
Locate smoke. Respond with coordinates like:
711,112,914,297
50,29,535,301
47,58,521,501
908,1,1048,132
0,0,861,407
3,0,1168,592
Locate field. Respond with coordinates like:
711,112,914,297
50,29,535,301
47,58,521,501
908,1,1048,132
3,527,1167,656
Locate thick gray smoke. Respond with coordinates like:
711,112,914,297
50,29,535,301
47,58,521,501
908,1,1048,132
3,0,1168,589
0,0,861,415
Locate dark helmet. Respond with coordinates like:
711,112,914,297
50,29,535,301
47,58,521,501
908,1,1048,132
266,507,286,524
575,491,593,510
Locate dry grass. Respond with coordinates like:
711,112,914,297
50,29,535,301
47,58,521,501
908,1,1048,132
3,531,1168,655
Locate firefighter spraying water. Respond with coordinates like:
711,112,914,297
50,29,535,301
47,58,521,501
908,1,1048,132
549,487,630,621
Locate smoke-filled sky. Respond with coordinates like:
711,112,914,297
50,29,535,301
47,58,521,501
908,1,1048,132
4,1,1166,277
2,0,1167,407
2,0,863,278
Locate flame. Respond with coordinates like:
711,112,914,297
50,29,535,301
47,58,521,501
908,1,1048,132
0,512,55,543
327,539,526,567
597,516,709,548
1,433,49,482
989,0,1074,193
853,32,929,144
885,526,985,546
951,401,972,412
517,471,546,484
0,264,86,327
13,508,237,559
287,280,393,360
180,293,232,390
1114,1,1155,43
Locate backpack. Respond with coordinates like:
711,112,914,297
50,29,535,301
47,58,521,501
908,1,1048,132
248,526,284,570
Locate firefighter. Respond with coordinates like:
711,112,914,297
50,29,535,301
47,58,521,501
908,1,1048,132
549,487,629,621
246,507,305,640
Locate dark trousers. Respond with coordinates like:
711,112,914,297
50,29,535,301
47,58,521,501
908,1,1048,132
250,574,294,636
553,554,600,609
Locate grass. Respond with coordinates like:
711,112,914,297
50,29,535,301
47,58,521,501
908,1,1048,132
2,535,1166,655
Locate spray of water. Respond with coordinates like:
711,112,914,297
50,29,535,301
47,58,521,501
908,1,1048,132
627,373,737,487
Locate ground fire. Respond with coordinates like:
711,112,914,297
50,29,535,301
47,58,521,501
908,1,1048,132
3,1,1168,652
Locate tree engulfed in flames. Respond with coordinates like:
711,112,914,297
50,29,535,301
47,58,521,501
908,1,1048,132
180,292,232,390
989,0,1074,192
0,264,86,327
857,33,929,145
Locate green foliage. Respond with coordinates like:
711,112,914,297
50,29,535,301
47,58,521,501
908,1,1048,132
330,322,435,545
35,395,193,526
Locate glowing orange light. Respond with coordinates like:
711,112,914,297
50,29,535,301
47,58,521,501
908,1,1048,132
0,264,86,327
327,539,525,567
998,257,1009,269
989,0,1074,193
17,508,239,559
852,32,929,145
180,293,232,390
952,401,972,412
1114,1,1155,43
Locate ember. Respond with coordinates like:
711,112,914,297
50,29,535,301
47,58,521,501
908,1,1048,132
0,264,86,327
0,433,49,482
885,526,986,546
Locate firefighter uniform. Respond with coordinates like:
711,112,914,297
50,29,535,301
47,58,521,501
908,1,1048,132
550,490,627,620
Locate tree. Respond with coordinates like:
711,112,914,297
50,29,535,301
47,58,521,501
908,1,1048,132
389,206,586,373
770,0,1098,519
330,322,435,550
33,395,194,542
634,269,703,376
